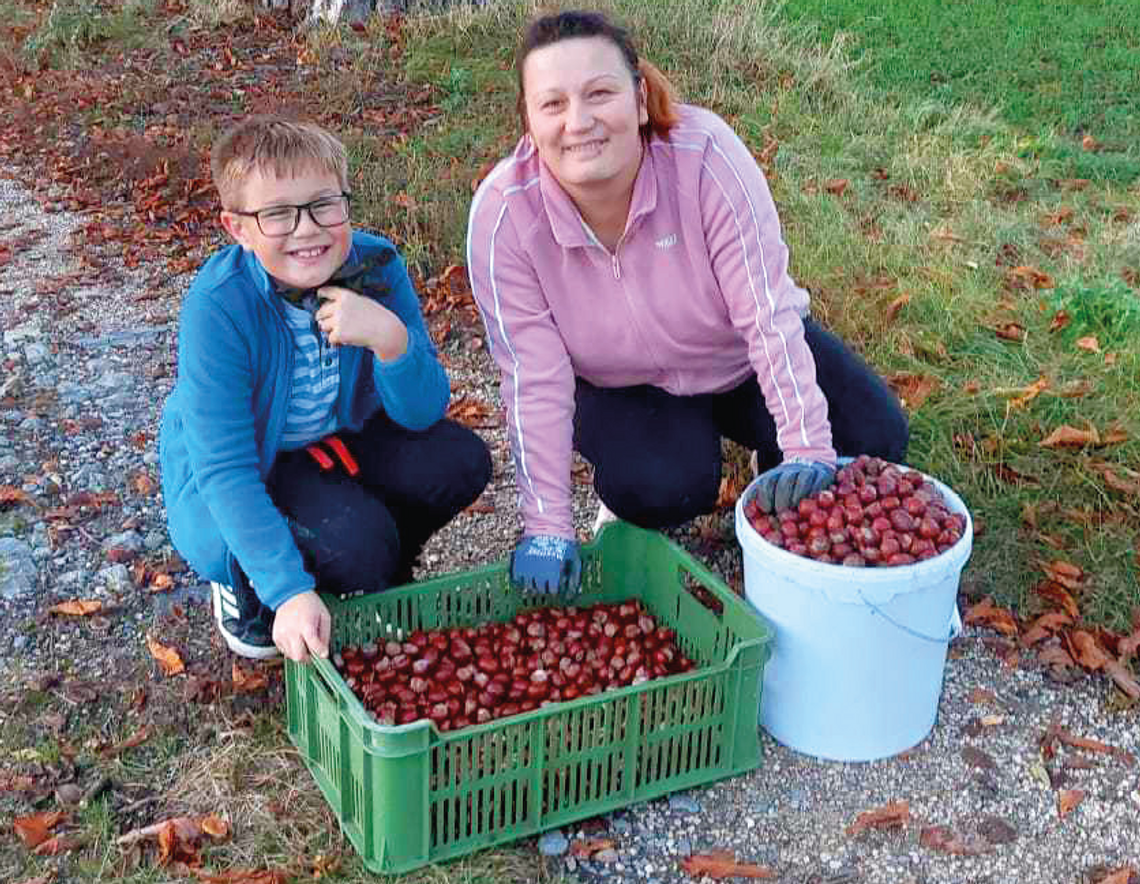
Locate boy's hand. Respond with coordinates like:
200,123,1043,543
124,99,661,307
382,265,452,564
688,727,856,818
315,285,408,361
272,590,331,663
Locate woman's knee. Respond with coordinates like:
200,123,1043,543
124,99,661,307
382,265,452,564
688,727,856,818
596,461,719,529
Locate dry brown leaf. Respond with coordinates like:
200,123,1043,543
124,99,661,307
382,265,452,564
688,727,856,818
1102,427,1129,445
995,322,1026,342
13,810,66,848
886,373,940,410
1037,644,1075,668
1057,788,1085,817
1090,462,1140,497
1041,424,1100,448
13,874,56,884
1036,581,1081,618
149,573,175,592
1075,336,1100,353
569,837,615,859
1092,867,1138,884
1049,310,1070,332
0,485,33,507
1005,375,1050,409
33,833,87,856
1043,560,1084,590
187,868,291,884
100,725,151,757
232,661,269,694
884,293,911,322
824,178,849,196
1069,630,1110,670
1047,723,1136,765
679,851,776,880
1006,265,1055,290
47,599,104,617
1103,658,1140,701
146,635,185,676
967,687,998,705
845,800,910,835
919,824,987,855
963,597,1019,636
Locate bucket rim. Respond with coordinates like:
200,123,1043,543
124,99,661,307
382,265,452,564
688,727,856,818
735,462,973,590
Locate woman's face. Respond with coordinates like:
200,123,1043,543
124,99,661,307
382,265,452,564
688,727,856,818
522,36,648,201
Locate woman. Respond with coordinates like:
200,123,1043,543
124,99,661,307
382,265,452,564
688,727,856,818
467,10,908,594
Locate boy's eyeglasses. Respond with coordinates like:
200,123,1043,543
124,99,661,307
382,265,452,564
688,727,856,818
231,193,352,237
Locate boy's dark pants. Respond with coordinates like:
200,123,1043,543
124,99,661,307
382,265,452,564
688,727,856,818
573,319,909,529
266,412,492,594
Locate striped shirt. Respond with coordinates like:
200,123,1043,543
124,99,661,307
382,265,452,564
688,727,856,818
279,300,340,449
466,104,834,538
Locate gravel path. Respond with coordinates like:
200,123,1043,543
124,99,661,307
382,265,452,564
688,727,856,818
1,173,1137,884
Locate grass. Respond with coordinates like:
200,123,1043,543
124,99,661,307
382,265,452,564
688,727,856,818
776,0,1140,184
2,0,1139,880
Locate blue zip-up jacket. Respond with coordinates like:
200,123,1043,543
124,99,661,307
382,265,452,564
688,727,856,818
159,232,450,610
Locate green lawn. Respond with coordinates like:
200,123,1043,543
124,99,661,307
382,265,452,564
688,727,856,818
778,0,1140,183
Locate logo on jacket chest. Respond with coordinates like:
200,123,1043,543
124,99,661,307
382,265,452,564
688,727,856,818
654,233,678,250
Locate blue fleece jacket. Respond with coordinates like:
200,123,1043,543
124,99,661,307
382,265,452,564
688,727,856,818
159,232,449,610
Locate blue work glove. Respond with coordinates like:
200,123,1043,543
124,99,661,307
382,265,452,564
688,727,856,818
753,459,836,513
510,535,582,595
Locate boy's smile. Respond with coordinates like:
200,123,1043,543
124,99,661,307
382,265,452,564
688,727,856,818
220,166,352,291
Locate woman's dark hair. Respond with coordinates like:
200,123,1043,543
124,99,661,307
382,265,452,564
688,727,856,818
515,10,679,140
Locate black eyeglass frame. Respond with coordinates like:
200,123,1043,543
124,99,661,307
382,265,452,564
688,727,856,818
229,192,353,237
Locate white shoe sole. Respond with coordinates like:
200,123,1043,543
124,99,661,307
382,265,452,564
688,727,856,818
210,581,280,660
592,501,618,537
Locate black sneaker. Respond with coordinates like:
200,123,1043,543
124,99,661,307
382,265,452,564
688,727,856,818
211,571,279,660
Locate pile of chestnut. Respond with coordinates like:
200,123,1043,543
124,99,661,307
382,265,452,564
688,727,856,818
332,599,696,732
743,455,968,566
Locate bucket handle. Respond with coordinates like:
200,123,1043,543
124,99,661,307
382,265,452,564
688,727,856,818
857,589,962,644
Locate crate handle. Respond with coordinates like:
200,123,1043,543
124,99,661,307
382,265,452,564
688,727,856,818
310,658,342,705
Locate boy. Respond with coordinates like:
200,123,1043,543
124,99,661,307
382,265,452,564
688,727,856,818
160,116,492,662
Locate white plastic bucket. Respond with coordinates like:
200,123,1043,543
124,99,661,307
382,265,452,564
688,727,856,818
735,468,972,761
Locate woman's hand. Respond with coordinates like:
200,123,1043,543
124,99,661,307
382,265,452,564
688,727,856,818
315,285,408,361
754,459,836,513
510,535,582,595
272,590,332,663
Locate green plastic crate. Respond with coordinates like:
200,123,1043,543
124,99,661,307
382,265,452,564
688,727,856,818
285,521,773,875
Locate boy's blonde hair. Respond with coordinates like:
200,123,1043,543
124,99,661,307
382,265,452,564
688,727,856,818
211,116,349,211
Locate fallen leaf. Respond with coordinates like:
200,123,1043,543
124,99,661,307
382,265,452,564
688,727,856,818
963,597,1019,636
845,800,910,835
1005,374,1050,409
1089,462,1140,497
1046,723,1135,765
967,687,998,705
886,372,940,410
100,725,150,757
47,598,104,616
679,851,776,880
1005,265,1055,291
1057,788,1085,817
919,824,987,855
33,833,88,855
1036,580,1081,618
569,837,615,859
116,814,229,847
232,661,269,694
995,322,1026,342
1049,310,1070,332
14,810,66,848
1068,630,1110,670
1038,644,1075,668
884,293,910,322
1103,658,1140,700
149,573,175,592
187,868,291,884
1092,867,1138,884
961,745,997,770
1043,559,1084,590
0,485,33,507
1082,134,1099,151
146,635,185,676
824,178,848,196
1075,336,1100,353
1041,424,1100,448
976,815,1018,845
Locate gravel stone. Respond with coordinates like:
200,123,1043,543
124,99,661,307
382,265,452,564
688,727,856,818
538,831,569,856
